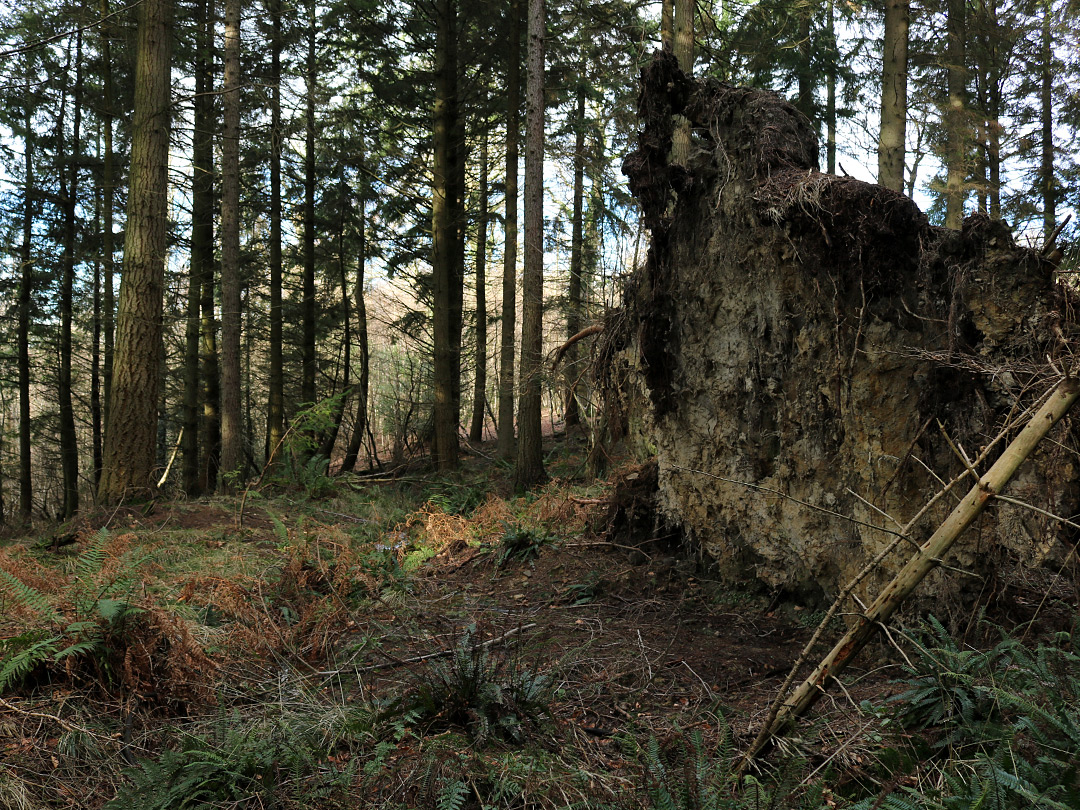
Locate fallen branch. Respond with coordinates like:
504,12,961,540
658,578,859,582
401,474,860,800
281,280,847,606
356,623,538,673
738,375,1080,770
550,324,604,371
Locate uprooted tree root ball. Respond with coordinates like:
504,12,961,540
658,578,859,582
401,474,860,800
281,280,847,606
615,51,1080,615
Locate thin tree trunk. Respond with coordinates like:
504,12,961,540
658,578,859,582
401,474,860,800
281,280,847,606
18,81,33,519
944,0,966,228
564,80,586,429
826,0,836,174
670,0,693,166
513,0,546,490
497,0,522,460
99,0,174,504
987,77,1001,220
469,123,489,443
341,151,369,474
432,0,460,469
184,0,214,495
661,0,673,49
59,32,83,518
1041,0,1055,239
878,0,909,192
219,0,243,488
100,0,116,433
301,0,318,408
92,178,103,488
267,0,285,462
317,181,352,460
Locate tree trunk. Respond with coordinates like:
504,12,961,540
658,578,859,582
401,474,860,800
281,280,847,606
497,0,522,461
661,0,673,49
18,80,33,520
92,183,103,487
341,146,370,474
99,0,174,504
219,0,243,488
513,0,547,490
469,123,490,443
184,0,214,496
100,0,116,435
432,0,460,469
317,182,352,460
267,0,285,463
59,33,83,518
826,0,837,174
564,79,586,429
1040,0,1055,239
878,0,909,191
301,0,318,408
670,0,693,167
944,0,966,229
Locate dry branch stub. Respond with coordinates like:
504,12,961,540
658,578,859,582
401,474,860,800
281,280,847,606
618,52,1080,613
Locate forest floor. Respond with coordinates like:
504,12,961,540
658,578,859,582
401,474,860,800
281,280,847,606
2,431,1072,809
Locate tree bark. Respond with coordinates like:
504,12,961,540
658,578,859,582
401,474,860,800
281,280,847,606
99,0,116,449
825,0,837,174
878,0,909,191
184,0,214,495
564,79,586,429
944,0,966,228
301,0,318,408
497,0,522,461
99,0,174,503
1040,0,1055,239
18,74,33,519
219,0,243,488
469,122,490,443
432,0,460,469
513,0,547,490
670,0,693,167
58,33,83,518
267,0,285,463
317,180,352,460
341,142,370,473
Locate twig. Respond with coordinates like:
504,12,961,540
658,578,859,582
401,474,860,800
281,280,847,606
0,697,122,746
354,623,538,673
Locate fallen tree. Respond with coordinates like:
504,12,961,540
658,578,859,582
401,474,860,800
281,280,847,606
613,51,1080,615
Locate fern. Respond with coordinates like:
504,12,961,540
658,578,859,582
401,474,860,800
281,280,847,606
436,779,468,810
0,634,61,692
0,568,61,625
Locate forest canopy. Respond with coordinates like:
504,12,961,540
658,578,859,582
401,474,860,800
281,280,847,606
0,0,1078,519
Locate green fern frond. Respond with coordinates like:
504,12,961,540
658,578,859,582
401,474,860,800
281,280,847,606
0,568,61,625
0,634,61,692
436,779,468,810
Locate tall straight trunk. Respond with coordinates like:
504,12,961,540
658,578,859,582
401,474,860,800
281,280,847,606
267,0,285,461
987,78,1001,220
944,0,966,229
1041,0,1055,239
564,79,586,429
671,0,693,166
59,33,84,518
514,0,546,490
99,0,174,504
18,87,33,519
497,0,522,460
432,0,460,469
341,161,369,473
184,0,214,495
220,0,243,486
878,0,909,191
92,173,103,485
317,183,352,460
301,1,318,407
199,0,220,493
100,0,116,431
469,124,490,443
795,5,813,125
661,0,673,49
826,0,837,174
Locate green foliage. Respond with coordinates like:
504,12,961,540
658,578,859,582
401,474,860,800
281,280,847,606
0,529,142,692
887,616,1001,746
407,627,553,746
640,727,826,810
272,394,345,499
428,481,488,517
496,523,552,568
